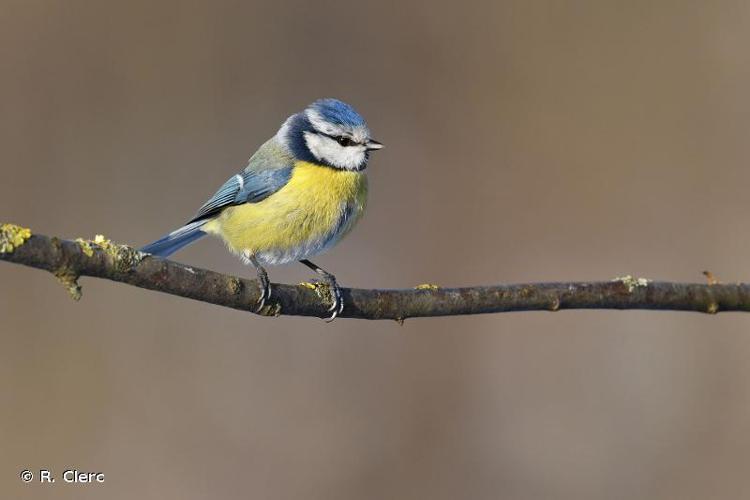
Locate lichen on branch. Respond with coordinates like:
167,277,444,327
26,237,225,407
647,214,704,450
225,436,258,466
0,224,32,253
2,223,750,321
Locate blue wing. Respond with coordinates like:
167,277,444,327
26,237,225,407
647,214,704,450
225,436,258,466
140,138,293,258
188,168,292,223
187,139,294,224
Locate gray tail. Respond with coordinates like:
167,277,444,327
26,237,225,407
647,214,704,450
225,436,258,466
140,220,207,258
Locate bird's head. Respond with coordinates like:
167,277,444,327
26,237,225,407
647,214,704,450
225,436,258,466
278,98,383,171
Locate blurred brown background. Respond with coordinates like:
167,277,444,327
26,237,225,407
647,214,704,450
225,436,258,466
2,1,750,499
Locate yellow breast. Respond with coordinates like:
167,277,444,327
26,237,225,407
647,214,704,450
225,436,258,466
203,161,368,264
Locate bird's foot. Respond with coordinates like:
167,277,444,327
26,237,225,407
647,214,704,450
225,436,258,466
307,273,344,322
254,265,272,313
298,259,344,322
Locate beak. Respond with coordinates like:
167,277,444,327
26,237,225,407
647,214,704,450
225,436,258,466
365,139,384,151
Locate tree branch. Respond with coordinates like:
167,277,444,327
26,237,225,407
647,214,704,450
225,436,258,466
2,224,749,321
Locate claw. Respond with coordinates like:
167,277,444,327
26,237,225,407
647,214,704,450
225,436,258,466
299,260,345,322
320,274,343,322
324,298,344,322
252,261,272,314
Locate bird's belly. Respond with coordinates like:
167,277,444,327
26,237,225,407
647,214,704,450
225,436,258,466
204,162,367,265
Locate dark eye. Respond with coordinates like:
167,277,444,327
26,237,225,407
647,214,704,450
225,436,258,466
335,136,354,147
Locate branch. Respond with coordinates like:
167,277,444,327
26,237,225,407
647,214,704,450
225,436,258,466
2,223,749,321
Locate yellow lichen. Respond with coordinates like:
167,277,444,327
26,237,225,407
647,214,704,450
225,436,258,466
228,277,243,295
54,267,82,301
75,238,94,257
93,234,110,247
0,223,32,253
299,280,335,305
414,283,440,290
256,302,282,317
612,275,651,292
80,233,143,273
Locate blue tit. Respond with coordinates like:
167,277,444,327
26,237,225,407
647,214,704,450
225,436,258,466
140,98,383,320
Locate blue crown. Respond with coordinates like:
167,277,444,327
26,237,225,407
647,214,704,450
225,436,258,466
309,98,366,128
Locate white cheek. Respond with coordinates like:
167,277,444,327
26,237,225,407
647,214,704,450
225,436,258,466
304,132,366,170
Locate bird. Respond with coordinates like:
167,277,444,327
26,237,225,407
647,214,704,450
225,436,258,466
140,98,383,321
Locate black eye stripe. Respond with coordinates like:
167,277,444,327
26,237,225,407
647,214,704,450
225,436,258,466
319,132,357,147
